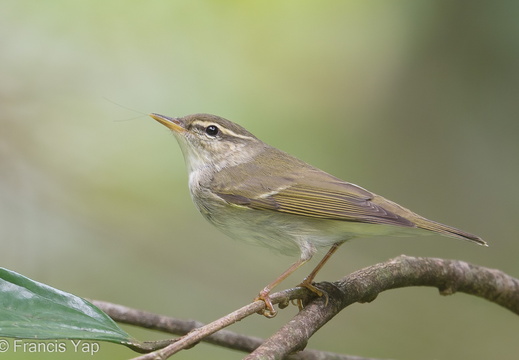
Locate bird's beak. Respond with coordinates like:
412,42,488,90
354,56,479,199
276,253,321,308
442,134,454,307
149,113,186,133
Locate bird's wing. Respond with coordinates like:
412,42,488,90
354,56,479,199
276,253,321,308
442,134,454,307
211,152,416,228
210,148,486,244
216,183,413,228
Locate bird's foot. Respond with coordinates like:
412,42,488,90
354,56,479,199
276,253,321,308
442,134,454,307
254,290,277,318
295,278,329,310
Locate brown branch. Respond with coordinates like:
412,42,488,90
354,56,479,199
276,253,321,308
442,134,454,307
93,255,518,359
91,299,265,353
93,291,379,360
246,255,519,359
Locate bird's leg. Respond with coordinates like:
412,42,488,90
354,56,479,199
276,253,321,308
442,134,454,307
255,256,311,318
297,242,344,308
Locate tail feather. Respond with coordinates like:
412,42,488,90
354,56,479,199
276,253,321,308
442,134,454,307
414,217,487,246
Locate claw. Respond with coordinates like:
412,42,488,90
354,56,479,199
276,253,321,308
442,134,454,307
296,279,329,310
254,291,277,318
294,242,343,310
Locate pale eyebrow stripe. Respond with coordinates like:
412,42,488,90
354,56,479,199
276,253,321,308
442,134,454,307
192,120,256,140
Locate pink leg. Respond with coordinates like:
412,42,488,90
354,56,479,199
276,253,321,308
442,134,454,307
255,257,311,318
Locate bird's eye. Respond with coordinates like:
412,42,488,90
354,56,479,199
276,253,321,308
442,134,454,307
205,125,219,137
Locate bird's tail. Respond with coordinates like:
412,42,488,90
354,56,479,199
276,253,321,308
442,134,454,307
414,217,487,246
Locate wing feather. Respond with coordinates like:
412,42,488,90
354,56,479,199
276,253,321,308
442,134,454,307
209,147,485,244
215,179,416,228
210,146,416,228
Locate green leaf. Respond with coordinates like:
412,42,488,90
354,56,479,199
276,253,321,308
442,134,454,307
0,268,134,345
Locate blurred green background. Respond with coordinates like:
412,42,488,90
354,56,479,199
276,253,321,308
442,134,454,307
1,1,518,359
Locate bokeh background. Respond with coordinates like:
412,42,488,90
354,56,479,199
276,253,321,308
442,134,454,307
2,1,518,359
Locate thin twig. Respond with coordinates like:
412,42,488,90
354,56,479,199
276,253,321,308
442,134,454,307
93,296,381,360
125,289,301,360
90,300,264,353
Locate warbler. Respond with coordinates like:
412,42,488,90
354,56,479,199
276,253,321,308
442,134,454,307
150,113,486,317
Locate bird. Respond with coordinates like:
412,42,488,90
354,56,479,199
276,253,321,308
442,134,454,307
149,113,486,317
